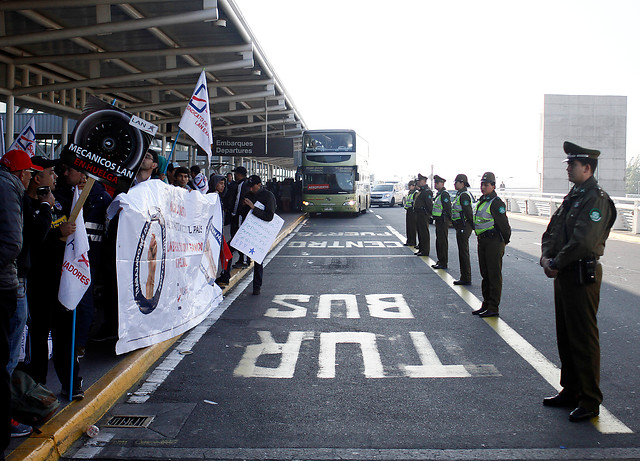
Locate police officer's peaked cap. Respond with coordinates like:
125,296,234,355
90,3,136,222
433,175,446,183
480,172,496,184
408,180,415,186
563,141,600,162
454,173,470,187
417,173,428,181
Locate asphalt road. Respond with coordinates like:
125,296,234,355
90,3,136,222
65,206,640,460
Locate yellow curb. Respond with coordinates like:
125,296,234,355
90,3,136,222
7,213,306,461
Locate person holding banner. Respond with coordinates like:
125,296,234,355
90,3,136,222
25,163,85,399
241,175,277,295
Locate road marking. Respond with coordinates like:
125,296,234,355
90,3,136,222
386,224,633,434
375,214,383,219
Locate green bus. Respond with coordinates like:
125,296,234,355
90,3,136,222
300,129,371,216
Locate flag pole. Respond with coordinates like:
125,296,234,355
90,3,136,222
163,128,181,174
69,308,77,400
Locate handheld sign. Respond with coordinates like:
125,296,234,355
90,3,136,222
61,96,157,193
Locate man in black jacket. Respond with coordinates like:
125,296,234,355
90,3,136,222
225,166,251,268
241,175,277,295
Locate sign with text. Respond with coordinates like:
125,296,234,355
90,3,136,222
230,206,284,264
213,136,294,158
61,96,156,193
108,180,223,354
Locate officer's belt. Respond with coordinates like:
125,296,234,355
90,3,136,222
477,229,500,240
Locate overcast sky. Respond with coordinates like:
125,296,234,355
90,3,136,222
235,0,640,187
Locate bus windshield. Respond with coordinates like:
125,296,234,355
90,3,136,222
303,132,355,153
303,166,355,194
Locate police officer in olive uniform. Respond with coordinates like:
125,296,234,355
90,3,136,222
540,142,616,423
431,175,451,269
473,172,511,317
451,174,474,285
404,180,418,246
413,173,433,257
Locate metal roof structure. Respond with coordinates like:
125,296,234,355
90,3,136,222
0,0,306,169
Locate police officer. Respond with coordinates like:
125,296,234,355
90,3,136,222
413,173,433,257
473,172,510,317
540,142,616,423
451,174,474,285
404,180,418,246
431,175,451,269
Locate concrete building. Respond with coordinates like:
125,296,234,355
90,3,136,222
538,94,626,197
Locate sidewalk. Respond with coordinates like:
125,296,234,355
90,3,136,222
6,212,306,461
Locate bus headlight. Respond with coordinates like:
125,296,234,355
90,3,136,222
302,200,313,206
343,200,356,206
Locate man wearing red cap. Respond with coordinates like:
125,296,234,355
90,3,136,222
0,149,43,450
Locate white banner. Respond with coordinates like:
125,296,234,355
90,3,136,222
230,206,284,264
58,187,91,310
110,180,223,354
7,116,36,157
179,70,213,159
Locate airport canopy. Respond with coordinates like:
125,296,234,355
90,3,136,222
0,0,306,168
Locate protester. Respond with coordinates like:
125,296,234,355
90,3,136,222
25,163,84,399
10,156,56,377
174,167,193,190
0,150,41,445
210,175,232,287
241,175,277,295
224,166,250,268
133,148,159,186
153,155,169,183
190,165,209,194
166,162,179,186
75,177,112,358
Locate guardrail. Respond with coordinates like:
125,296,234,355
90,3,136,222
500,191,640,234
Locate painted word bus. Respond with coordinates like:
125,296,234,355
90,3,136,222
300,129,370,216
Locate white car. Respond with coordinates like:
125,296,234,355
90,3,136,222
371,183,405,207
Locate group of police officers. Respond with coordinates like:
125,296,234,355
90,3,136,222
402,141,617,423
404,170,510,317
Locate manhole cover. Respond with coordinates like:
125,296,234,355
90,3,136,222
104,415,155,428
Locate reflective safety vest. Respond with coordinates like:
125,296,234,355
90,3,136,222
432,192,444,217
474,196,497,235
451,191,471,222
405,190,417,209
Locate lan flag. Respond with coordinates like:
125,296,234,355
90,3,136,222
58,187,91,310
7,116,36,157
179,70,213,160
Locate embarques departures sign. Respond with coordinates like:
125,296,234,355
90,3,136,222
213,136,294,158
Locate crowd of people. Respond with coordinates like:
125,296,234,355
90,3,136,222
0,145,288,457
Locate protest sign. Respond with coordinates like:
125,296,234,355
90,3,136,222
61,96,156,193
58,187,91,310
6,116,36,157
230,205,284,264
108,180,223,354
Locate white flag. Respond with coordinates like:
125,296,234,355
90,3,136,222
58,187,91,310
7,116,36,157
179,70,213,161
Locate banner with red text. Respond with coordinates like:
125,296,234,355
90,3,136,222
109,179,223,354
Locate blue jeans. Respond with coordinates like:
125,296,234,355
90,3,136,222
7,278,27,376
